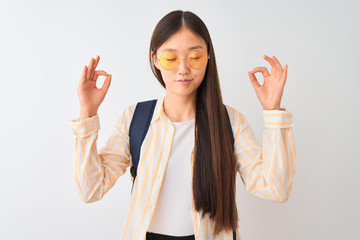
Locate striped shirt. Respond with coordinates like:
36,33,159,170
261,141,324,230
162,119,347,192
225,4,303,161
69,95,296,240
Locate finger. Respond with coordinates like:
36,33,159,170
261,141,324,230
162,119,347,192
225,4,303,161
90,55,100,80
263,55,276,68
248,72,261,89
100,75,112,93
272,56,283,69
250,67,270,77
263,55,277,74
92,70,109,81
87,58,95,81
80,65,88,84
281,64,288,83
271,56,284,77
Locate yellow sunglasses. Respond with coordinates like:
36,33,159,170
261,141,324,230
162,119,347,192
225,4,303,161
157,50,210,70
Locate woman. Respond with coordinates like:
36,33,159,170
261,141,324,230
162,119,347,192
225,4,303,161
70,10,295,240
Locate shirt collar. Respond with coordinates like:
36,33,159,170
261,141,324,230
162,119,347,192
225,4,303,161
150,95,169,125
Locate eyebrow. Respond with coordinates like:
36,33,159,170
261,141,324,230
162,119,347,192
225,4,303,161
161,45,204,53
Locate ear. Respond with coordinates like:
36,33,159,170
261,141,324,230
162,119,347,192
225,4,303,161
151,51,160,70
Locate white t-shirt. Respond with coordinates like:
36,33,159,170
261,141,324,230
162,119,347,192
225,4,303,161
147,118,195,236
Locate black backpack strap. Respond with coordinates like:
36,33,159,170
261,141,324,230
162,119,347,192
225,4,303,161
129,99,157,193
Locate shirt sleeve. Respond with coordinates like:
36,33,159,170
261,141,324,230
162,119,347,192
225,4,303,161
69,104,135,203
232,108,296,202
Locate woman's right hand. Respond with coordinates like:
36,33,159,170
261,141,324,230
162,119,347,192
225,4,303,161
77,55,112,120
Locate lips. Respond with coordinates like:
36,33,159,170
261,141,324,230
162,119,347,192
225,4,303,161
176,79,192,82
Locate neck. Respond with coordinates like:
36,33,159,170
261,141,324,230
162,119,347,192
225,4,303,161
163,92,196,122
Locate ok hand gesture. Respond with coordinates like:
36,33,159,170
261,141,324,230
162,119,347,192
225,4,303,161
77,55,112,120
248,55,288,110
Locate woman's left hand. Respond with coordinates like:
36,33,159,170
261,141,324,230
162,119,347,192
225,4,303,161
248,55,288,110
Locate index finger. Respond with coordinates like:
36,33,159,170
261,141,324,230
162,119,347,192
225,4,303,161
89,55,100,80
263,54,277,71
91,70,109,81
250,67,270,77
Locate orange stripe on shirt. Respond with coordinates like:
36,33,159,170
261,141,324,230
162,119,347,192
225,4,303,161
74,125,100,136
79,137,89,201
70,114,99,127
263,112,292,117
264,120,293,126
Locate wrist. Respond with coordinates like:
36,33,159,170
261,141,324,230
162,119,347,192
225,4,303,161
263,107,286,111
79,111,97,121
262,105,286,111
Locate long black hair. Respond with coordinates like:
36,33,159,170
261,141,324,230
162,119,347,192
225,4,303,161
149,10,238,236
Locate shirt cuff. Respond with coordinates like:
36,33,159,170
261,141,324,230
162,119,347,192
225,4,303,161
69,113,100,137
262,108,293,128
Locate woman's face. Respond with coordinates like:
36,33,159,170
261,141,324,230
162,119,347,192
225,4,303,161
152,27,208,98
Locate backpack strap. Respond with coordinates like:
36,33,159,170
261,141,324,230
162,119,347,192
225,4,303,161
129,99,157,193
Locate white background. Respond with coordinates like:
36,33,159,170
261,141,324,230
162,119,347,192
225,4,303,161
0,0,359,239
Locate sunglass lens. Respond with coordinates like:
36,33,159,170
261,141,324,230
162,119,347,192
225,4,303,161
188,51,208,69
159,52,178,70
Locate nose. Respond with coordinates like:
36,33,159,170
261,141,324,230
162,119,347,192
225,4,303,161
177,58,190,75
